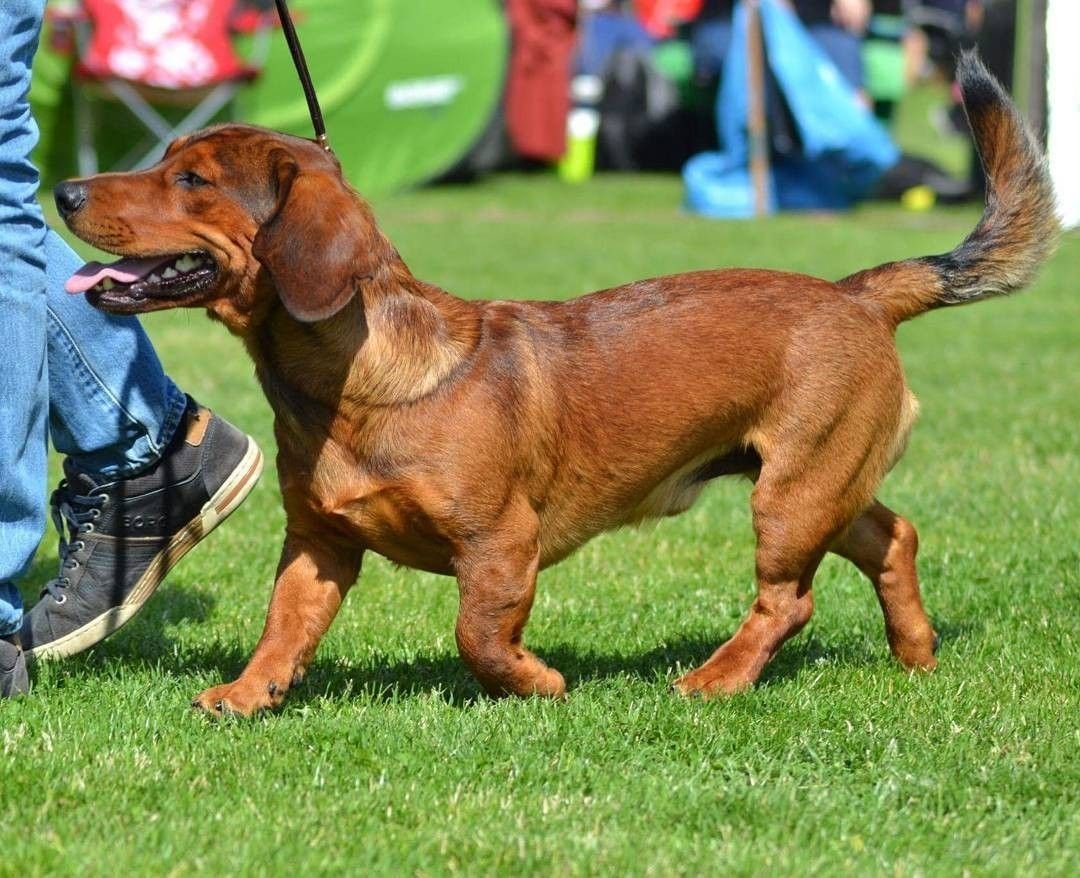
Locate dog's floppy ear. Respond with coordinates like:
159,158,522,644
253,150,379,322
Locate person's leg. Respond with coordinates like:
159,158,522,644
0,0,47,696
806,23,866,92
691,18,733,81
0,0,261,668
24,234,264,661
24,236,263,660
0,584,26,639
0,0,48,646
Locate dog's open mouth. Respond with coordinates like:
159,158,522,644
66,251,219,309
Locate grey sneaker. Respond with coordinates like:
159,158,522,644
1,635,28,698
20,399,263,661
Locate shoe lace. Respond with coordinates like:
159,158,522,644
42,481,107,604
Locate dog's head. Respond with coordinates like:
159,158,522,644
57,124,395,330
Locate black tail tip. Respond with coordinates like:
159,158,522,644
956,50,1009,117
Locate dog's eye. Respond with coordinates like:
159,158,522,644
175,171,210,189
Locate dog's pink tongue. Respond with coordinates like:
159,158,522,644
65,256,167,294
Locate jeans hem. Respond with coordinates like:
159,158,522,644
66,382,189,480
0,583,23,638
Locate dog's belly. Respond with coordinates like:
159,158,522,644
534,445,761,567
311,437,761,576
365,535,456,576
623,451,718,523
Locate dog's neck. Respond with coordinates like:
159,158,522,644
245,258,481,440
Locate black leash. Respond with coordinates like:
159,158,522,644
272,0,332,153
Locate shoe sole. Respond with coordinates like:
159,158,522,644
26,436,264,663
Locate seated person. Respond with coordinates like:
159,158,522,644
576,1,654,77
692,0,871,92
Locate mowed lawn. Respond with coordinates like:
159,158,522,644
3,175,1077,876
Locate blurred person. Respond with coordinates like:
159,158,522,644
1,0,261,698
912,0,982,80
864,1,929,121
575,1,716,172
691,1,734,80
576,1,654,77
692,0,871,93
635,0,706,38
684,0,971,216
793,0,872,96
966,0,1014,195
505,0,579,162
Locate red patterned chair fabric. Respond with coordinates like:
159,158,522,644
74,0,257,88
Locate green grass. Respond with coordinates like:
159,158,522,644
4,174,1078,877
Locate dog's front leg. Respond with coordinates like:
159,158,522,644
194,532,362,717
454,501,565,699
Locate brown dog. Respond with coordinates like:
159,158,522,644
55,55,1056,716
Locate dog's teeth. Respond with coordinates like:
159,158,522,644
174,255,198,273
148,273,161,284
101,278,115,291
162,267,178,279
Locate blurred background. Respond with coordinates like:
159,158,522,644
26,0,1079,224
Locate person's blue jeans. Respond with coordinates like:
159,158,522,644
691,18,733,80
0,0,187,637
576,10,655,77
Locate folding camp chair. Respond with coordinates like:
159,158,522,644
54,0,274,175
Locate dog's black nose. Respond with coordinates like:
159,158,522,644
54,181,88,219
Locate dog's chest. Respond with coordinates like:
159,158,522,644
306,450,456,575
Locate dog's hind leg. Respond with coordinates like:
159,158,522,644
831,501,938,670
193,534,363,717
454,500,565,699
675,423,889,697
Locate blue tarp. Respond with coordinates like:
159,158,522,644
684,0,900,217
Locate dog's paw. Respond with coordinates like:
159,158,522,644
891,629,940,671
480,661,567,700
191,678,285,718
672,666,753,699
528,666,567,699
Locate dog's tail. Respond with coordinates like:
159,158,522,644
841,52,1059,326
